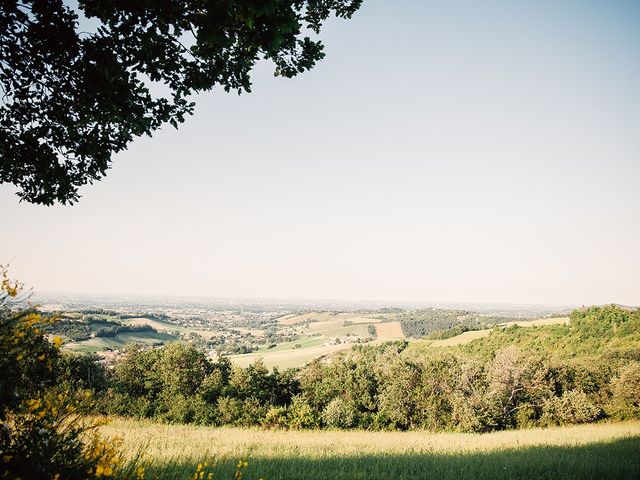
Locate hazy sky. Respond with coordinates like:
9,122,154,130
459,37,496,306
2,0,639,306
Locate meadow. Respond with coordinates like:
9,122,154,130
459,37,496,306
101,418,640,480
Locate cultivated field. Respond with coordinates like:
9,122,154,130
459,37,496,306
101,419,640,480
230,342,352,368
279,311,389,326
374,320,404,340
232,312,399,368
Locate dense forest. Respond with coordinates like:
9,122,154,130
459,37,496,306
53,305,640,432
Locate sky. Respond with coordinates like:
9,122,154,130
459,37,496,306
1,0,639,306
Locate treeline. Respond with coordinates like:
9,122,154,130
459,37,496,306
93,323,155,338
42,318,156,341
398,308,517,339
119,312,170,322
65,305,640,432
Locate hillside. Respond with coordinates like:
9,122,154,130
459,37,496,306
81,305,640,434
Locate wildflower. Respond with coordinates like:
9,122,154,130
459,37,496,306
136,466,145,480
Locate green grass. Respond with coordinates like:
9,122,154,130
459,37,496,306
102,419,640,480
253,336,326,353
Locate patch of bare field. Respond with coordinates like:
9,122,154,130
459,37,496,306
375,321,405,340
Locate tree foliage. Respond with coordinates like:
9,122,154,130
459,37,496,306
0,0,362,204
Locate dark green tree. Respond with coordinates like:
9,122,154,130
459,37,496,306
0,0,362,205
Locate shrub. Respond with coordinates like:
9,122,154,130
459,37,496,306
322,397,356,428
216,396,243,425
542,390,601,425
0,266,125,479
262,405,290,429
610,362,640,419
287,396,320,429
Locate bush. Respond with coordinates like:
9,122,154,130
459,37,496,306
0,266,125,479
262,405,290,429
542,390,601,425
322,397,356,428
610,362,640,419
288,396,320,429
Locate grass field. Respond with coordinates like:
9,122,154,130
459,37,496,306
100,419,640,480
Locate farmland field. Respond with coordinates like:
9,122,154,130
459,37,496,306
232,311,400,368
101,419,640,480
374,320,404,340
230,342,353,368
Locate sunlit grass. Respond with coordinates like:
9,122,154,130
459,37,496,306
101,418,640,479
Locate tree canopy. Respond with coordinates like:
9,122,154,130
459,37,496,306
0,0,362,205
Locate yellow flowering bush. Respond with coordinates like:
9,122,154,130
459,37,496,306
0,266,123,479
1,267,264,480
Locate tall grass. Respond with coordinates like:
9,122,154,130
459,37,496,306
101,419,640,479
